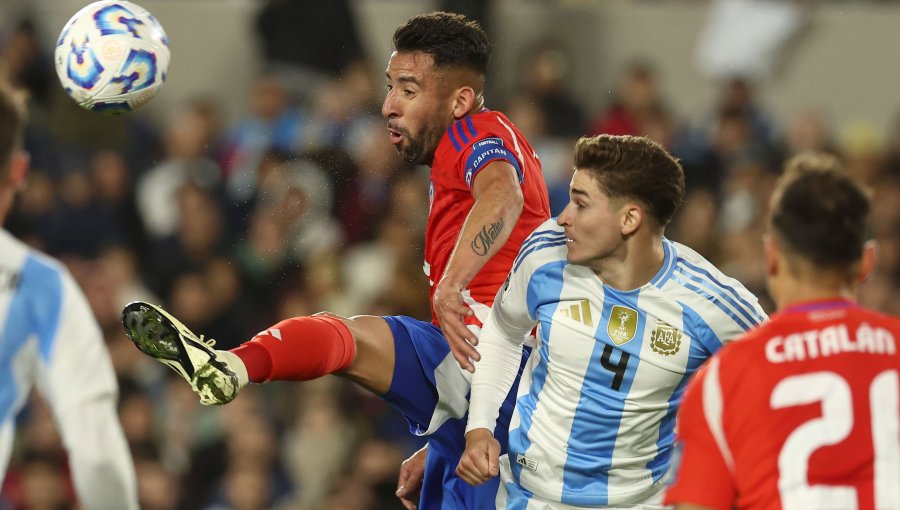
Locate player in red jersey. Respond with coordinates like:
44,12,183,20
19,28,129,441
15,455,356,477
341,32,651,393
424,109,548,343
664,153,900,510
121,12,550,510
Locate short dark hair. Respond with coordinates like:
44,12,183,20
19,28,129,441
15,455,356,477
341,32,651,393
392,11,490,75
574,134,685,226
770,153,871,267
0,82,26,176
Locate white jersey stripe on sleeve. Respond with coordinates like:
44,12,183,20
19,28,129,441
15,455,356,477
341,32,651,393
675,261,765,324
514,232,566,270
495,115,525,164
497,115,525,163
671,273,754,332
702,357,735,473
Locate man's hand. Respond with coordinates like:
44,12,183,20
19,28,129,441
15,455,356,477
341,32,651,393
396,445,427,509
456,428,501,486
433,278,479,372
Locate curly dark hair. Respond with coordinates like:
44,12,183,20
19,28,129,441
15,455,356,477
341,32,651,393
392,11,490,74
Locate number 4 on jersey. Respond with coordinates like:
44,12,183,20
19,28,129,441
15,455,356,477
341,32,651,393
601,345,631,391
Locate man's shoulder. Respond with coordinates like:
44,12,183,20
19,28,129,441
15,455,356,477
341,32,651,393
469,109,514,132
0,228,28,258
444,110,525,153
718,320,776,356
667,240,748,291
663,239,766,327
1,229,68,291
2,228,61,268
512,220,568,274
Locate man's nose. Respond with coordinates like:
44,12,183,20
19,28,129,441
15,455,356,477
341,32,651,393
382,89,398,118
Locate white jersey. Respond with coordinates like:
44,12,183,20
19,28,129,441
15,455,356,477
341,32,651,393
0,229,138,509
468,221,766,507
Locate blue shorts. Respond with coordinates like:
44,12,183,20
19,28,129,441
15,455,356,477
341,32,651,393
380,315,524,510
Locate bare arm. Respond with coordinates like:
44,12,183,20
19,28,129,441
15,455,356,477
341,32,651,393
674,504,719,510
432,160,524,371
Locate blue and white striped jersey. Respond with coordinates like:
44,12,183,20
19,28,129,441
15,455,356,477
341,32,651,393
468,220,766,507
0,229,137,509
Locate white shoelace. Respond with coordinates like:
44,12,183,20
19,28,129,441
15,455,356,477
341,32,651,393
196,334,217,349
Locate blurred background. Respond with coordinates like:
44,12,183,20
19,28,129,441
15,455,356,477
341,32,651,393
0,0,899,509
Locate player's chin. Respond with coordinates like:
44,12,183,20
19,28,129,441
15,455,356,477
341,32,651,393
395,143,419,163
567,251,594,269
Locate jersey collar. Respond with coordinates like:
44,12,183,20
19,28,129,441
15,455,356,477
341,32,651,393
781,298,857,315
649,238,677,288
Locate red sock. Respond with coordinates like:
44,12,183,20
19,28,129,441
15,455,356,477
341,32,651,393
230,315,356,383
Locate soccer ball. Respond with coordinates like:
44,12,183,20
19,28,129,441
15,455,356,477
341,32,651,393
54,0,170,113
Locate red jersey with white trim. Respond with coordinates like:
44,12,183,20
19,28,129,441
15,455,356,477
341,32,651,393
424,109,550,326
664,299,900,510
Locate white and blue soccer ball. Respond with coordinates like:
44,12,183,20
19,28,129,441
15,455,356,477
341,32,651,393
54,0,170,113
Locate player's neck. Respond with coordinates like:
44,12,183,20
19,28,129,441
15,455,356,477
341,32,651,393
773,274,857,311
593,236,665,291
0,189,12,225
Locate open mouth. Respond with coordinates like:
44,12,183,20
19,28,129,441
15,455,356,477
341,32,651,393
387,125,404,145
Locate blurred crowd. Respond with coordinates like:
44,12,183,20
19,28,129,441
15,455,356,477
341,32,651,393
1,3,900,510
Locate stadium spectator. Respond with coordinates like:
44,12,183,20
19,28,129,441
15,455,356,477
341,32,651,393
519,40,586,138
589,61,661,137
255,0,364,94
218,76,307,204
136,105,222,241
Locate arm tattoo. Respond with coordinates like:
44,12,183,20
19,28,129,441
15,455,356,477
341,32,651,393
471,218,505,256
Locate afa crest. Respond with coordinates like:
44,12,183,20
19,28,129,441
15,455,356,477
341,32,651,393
650,320,682,356
607,305,638,345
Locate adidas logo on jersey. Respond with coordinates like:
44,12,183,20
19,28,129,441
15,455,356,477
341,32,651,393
516,453,539,471
257,328,282,341
556,299,594,327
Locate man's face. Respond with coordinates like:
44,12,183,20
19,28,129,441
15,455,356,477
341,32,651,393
557,169,625,269
382,51,455,165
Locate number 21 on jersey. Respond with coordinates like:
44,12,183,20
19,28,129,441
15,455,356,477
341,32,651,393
771,369,900,509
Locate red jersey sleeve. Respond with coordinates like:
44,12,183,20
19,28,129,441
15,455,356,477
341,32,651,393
425,110,549,324
454,113,526,190
664,358,738,510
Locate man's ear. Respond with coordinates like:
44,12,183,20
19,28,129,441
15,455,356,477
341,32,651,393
763,233,779,278
451,86,478,119
857,240,879,284
6,151,29,191
621,203,643,236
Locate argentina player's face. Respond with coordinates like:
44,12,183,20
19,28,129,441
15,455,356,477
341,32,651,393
557,170,627,271
383,51,456,165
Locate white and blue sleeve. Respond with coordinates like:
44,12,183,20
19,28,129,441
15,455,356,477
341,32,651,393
36,266,139,510
466,245,539,434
